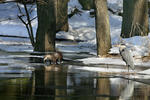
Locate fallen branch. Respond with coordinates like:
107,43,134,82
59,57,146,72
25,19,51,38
0,0,35,4
108,7,122,16
0,34,28,38
68,6,82,18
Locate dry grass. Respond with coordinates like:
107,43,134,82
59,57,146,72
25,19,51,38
99,71,136,76
142,54,150,62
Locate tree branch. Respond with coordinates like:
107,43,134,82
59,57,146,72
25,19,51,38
24,4,35,47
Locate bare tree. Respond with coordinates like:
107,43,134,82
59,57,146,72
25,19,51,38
121,0,149,38
94,0,111,56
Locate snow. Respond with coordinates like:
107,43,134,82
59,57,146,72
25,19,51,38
0,3,37,37
0,0,150,75
69,65,128,73
107,0,123,12
139,69,150,75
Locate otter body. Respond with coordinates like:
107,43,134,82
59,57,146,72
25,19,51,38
53,52,63,64
44,52,63,65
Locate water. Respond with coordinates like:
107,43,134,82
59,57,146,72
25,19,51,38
0,52,150,100
0,65,150,100
0,38,150,100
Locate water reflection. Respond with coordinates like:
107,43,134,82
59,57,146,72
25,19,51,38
96,77,110,100
119,81,134,100
34,65,67,100
0,64,150,100
0,76,34,100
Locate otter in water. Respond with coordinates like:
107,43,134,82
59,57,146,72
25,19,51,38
44,52,63,65
53,52,63,64
43,54,55,64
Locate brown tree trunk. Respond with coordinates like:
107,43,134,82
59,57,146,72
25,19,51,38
78,0,94,10
34,0,56,52
55,0,69,32
121,0,149,38
94,0,111,56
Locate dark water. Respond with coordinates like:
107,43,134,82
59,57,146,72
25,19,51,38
1,65,150,100
0,51,150,100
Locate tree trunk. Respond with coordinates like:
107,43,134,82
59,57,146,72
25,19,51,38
94,0,111,56
121,0,149,38
55,0,69,32
78,0,94,10
34,0,56,52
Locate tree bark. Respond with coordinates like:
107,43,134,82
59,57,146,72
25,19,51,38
78,0,94,10
121,0,149,38
94,0,111,56
55,0,69,32
34,0,56,52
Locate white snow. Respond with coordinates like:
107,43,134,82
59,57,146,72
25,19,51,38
0,0,150,75
138,69,150,75
79,57,125,65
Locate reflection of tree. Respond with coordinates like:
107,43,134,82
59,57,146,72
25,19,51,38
34,65,67,100
0,77,33,100
96,78,110,100
131,83,150,100
68,72,95,100
55,66,67,100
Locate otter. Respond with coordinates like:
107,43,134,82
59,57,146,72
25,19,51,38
53,52,63,64
43,52,63,65
43,54,55,64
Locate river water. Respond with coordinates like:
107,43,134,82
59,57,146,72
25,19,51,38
0,51,150,100
0,38,150,100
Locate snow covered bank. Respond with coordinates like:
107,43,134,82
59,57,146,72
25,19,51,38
0,0,150,67
78,56,150,67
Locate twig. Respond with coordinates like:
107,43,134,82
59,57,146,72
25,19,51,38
17,3,35,47
18,15,27,25
24,4,35,47
28,5,35,14
18,15,32,42
30,16,37,22
108,7,122,16
17,3,23,14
